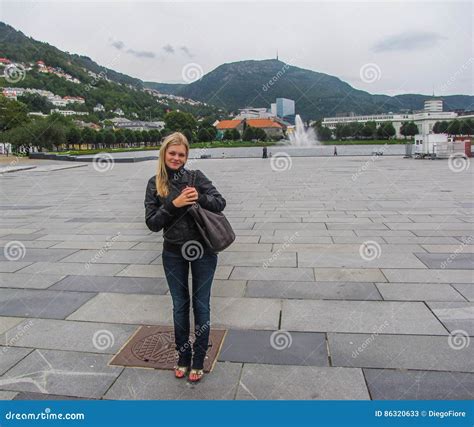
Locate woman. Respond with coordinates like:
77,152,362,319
144,132,226,383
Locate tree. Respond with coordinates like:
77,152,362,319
164,111,197,132
433,121,449,134
17,93,54,114
447,120,460,135
223,130,233,140
254,128,267,141
182,128,193,143
104,130,116,148
197,128,210,142
95,131,104,148
207,127,217,141
81,128,96,147
115,130,125,146
361,121,376,139
242,126,255,141
0,97,29,131
400,121,418,139
231,128,240,140
459,119,473,136
316,126,332,141
67,127,81,149
141,130,150,145
376,122,396,139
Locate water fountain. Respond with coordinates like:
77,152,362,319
287,114,320,147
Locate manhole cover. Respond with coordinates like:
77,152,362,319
109,325,226,373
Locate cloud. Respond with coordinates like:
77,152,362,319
180,46,193,57
110,39,125,50
126,49,156,58
372,32,446,53
163,44,174,54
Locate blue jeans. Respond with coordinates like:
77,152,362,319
162,247,218,369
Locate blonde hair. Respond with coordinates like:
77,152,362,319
156,132,190,197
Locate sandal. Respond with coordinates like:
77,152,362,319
174,365,189,379
188,368,204,382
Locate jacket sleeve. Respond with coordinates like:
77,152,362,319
196,170,226,213
144,178,179,232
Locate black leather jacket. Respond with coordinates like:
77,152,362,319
144,168,226,251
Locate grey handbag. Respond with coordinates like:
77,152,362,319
186,170,235,252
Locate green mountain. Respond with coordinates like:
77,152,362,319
145,59,474,120
0,22,219,119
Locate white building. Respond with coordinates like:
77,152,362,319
93,103,105,112
424,99,443,112
235,107,274,120
50,109,88,116
113,108,125,116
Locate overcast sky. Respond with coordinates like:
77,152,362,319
2,1,473,96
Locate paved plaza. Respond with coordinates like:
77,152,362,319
0,154,473,400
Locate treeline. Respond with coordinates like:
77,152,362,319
432,119,473,135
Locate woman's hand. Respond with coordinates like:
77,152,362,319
172,186,199,208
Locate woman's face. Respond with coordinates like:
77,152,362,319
165,144,187,170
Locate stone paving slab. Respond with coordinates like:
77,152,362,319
218,330,328,366
452,284,474,302
15,261,128,277
0,390,18,399
328,333,473,372
50,275,168,295
298,251,426,269
0,262,33,273
0,273,64,290
246,280,381,300
363,369,474,400
230,267,314,281
50,241,138,250
0,349,122,398
13,391,85,400
415,253,474,270
236,364,370,400
281,300,447,335
0,248,78,263
0,318,137,354
67,293,281,330
313,268,387,282
59,249,159,265
0,317,25,334
425,302,474,335
375,283,467,302
104,362,242,400
0,346,33,375
382,269,474,284
0,288,97,319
